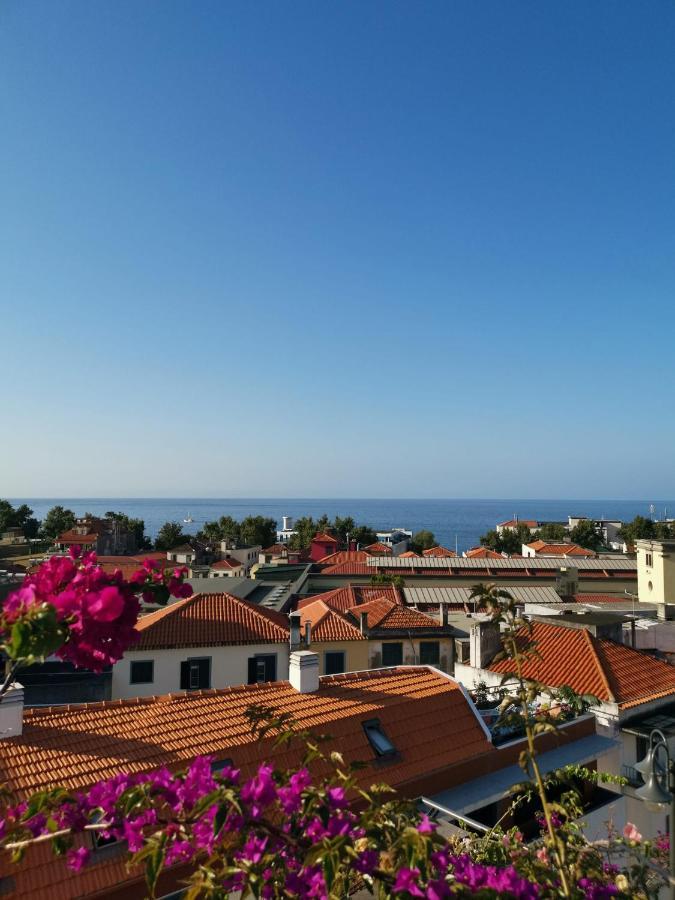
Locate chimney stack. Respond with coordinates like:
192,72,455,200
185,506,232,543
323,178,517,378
289,651,320,693
289,612,301,651
469,621,501,669
0,683,24,739
304,621,311,647
359,611,368,634
438,604,448,626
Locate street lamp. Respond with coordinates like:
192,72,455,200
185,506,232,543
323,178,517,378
635,728,675,899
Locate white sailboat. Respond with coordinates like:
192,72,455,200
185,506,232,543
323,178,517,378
183,512,193,523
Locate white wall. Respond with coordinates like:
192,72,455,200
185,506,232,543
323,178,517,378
111,643,290,699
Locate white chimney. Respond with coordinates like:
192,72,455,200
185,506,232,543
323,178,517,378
469,621,501,669
439,605,448,626
289,651,320,693
0,683,24,739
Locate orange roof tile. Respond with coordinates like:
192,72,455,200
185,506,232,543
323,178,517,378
135,592,289,649
297,584,401,614
312,531,338,544
490,621,675,708
498,520,538,529
525,541,595,557
299,599,365,641
210,558,243,570
349,597,441,631
0,667,493,900
423,546,457,558
465,547,505,559
56,530,98,545
315,549,370,565
364,542,393,555
399,550,421,558
574,593,628,604
320,561,372,575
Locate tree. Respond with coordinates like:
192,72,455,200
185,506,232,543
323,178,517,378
350,524,377,547
105,512,152,551
411,530,436,553
480,522,532,555
618,515,674,547
0,500,40,538
370,573,405,589
41,505,76,540
239,516,277,548
155,522,187,551
288,517,320,550
534,523,568,543
568,519,603,552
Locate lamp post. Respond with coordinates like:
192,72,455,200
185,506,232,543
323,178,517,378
635,728,675,899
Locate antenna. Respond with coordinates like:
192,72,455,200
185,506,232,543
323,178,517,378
455,534,458,556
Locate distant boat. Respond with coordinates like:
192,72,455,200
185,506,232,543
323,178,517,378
183,512,193,523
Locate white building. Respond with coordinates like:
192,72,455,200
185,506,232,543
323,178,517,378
276,515,297,544
111,591,290,699
375,528,412,555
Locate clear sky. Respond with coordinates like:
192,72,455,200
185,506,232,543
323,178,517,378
1,1,674,499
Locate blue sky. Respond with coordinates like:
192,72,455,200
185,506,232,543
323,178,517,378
1,1,674,498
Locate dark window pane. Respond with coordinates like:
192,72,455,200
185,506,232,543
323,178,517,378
420,642,440,665
248,654,276,684
325,652,345,675
182,657,211,690
363,719,397,757
130,660,154,684
382,642,403,666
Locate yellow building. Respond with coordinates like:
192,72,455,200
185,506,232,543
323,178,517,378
637,538,675,606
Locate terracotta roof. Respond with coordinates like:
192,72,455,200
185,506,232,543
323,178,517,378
490,621,675,708
297,584,401,614
320,561,372,575
525,541,595,558
0,667,493,900
465,547,505,559
168,544,195,554
498,520,538,529
349,597,441,631
312,532,338,544
210,558,243,570
134,593,289,649
399,550,421,558
316,549,370,566
261,543,287,555
575,593,630,604
299,599,365,641
364,542,393,555
55,530,98,545
423,546,457,558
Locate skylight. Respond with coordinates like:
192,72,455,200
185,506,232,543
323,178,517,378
363,719,397,757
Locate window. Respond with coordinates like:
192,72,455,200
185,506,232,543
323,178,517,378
211,756,233,774
646,552,653,567
325,651,345,675
382,642,403,666
180,657,211,690
130,660,154,684
247,654,277,684
363,719,397,758
420,641,440,666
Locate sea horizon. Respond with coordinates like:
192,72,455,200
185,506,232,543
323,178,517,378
8,497,673,553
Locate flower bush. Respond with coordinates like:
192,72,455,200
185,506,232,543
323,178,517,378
0,563,669,898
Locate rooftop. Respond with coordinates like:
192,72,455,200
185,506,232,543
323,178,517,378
297,584,401,614
367,556,636,571
422,546,457,557
298,598,365,641
134,592,289,649
525,540,595,558
348,597,442,631
489,620,675,709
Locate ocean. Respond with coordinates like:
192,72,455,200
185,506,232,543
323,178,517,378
9,498,674,554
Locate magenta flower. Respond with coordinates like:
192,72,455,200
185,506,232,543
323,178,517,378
66,846,90,872
392,867,424,897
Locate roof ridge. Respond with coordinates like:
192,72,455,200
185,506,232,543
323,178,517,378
583,629,615,702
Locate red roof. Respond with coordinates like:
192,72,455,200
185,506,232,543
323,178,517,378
210,558,243,570
261,543,287,555
575,593,630,604
364,542,393,555
498,520,538,529
55,530,98,545
312,531,338,544
0,667,493,900
465,547,505,559
525,541,595,558
299,599,365,641
490,621,675,708
297,584,401,614
316,549,370,566
349,597,441,630
135,592,289,649
423,546,457,558
399,550,421,558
